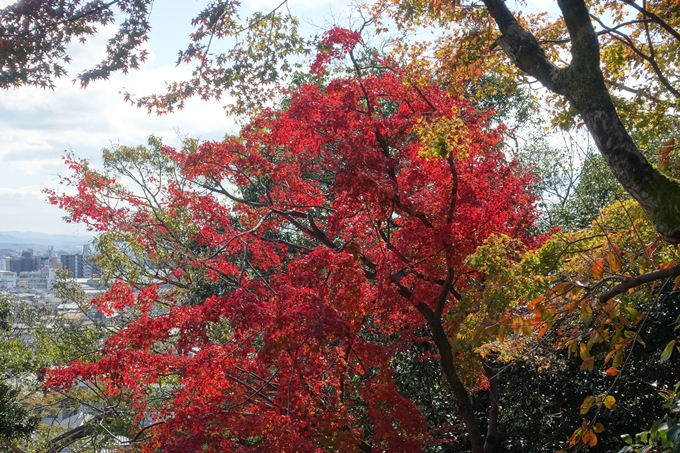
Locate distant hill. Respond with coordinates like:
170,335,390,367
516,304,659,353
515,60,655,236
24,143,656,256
0,231,93,250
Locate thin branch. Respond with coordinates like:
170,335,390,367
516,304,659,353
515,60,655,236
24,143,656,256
619,0,680,43
591,14,680,98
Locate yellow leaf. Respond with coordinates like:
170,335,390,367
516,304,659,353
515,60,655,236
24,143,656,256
593,423,605,433
567,340,578,357
580,396,595,414
592,257,605,280
579,343,591,360
613,348,624,368
484,324,498,336
604,395,616,410
609,250,622,273
472,325,485,341
580,305,593,325
604,349,616,365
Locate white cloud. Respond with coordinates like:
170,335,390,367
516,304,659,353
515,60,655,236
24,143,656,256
0,59,233,233
0,0,361,235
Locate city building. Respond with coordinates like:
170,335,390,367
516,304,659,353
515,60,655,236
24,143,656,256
17,267,56,290
60,254,84,278
0,271,18,289
9,249,39,273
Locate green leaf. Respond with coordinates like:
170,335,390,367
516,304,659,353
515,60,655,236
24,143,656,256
669,424,680,442
662,340,677,363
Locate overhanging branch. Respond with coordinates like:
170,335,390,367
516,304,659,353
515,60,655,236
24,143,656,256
599,264,680,304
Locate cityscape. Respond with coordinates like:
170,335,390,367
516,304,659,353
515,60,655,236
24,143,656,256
0,244,99,291
0,234,112,449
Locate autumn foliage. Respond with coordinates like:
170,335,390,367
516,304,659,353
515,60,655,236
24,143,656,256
46,36,539,451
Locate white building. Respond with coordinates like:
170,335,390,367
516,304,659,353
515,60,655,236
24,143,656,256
17,267,56,290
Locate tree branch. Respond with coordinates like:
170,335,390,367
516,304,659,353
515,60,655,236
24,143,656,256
599,264,680,304
0,437,27,453
483,0,564,94
619,0,680,43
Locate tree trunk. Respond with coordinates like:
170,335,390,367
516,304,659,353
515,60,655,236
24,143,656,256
482,0,680,243
418,302,488,453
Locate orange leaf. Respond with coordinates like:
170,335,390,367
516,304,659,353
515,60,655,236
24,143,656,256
569,428,582,446
580,356,595,372
547,282,575,298
646,242,658,259
582,428,597,447
605,367,618,376
592,257,605,280
662,138,676,157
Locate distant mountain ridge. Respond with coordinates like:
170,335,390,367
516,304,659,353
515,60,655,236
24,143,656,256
0,231,93,249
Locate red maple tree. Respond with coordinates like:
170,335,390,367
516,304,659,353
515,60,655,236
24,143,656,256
46,31,538,453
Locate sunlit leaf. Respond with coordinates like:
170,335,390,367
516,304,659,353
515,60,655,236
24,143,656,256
604,395,616,410
661,340,676,363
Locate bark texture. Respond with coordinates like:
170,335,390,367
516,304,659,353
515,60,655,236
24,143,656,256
483,0,680,243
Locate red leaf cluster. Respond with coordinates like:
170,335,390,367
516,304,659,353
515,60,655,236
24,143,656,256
46,65,538,451
310,26,363,76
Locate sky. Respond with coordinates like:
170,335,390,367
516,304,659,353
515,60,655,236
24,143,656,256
0,0,356,235
0,0,557,236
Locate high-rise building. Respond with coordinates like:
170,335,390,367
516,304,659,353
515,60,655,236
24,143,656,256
60,254,84,278
9,249,39,273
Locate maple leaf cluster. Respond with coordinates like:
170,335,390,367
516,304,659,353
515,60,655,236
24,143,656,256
46,57,538,450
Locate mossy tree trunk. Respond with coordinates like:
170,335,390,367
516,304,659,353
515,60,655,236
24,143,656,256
482,0,680,243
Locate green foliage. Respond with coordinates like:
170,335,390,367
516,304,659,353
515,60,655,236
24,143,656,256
0,294,38,446
618,382,680,453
